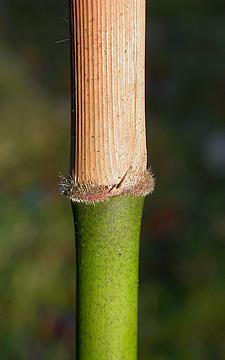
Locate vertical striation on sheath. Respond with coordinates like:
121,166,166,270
70,0,147,189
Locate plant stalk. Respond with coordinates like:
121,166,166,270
64,0,153,358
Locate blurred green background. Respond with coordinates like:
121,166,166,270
1,1,225,359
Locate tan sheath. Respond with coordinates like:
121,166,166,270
63,0,154,202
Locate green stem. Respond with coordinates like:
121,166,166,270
72,196,144,360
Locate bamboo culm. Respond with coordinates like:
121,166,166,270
63,0,154,359
73,196,144,360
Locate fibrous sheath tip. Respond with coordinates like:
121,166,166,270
59,168,155,204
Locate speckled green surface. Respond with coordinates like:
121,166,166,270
72,196,144,360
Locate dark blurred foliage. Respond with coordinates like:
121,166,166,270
0,1,225,359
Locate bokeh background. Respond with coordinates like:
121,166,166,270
1,1,225,359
